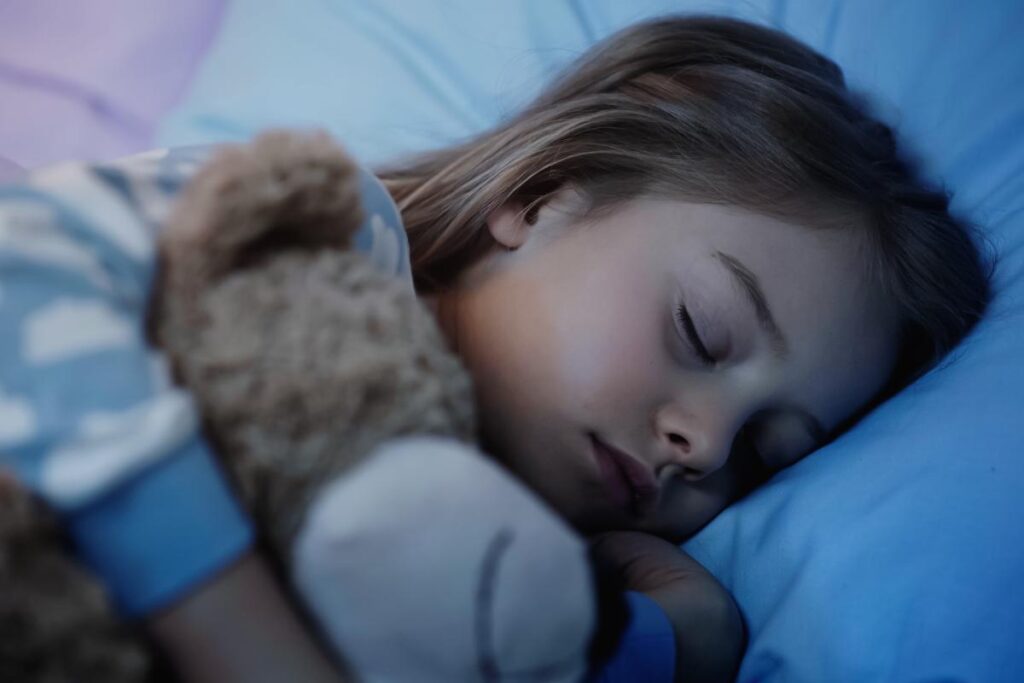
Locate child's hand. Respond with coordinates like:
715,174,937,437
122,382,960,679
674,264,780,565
590,531,746,683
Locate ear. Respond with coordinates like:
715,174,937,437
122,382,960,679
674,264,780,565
161,129,365,282
485,184,587,252
484,200,533,252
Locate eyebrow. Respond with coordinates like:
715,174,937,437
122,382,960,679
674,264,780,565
713,250,829,445
713,250,789,359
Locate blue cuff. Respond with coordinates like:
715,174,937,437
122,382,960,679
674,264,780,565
66,436,253,617
590,591,677,683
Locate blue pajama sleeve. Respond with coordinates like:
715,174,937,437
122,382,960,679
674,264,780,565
590,591,677,682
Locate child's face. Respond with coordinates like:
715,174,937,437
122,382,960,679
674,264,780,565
429,192,900,541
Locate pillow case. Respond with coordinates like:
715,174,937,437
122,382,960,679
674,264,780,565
0,155,24,184
159,1,1024,681
0,0,225,167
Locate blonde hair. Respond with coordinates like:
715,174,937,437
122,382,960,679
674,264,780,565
377,15,991,390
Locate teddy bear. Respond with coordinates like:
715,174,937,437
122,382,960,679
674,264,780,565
0,131,602,683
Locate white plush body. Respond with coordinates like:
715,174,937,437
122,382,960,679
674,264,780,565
293,436,596,683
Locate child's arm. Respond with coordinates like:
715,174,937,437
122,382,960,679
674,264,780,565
0,158,345,680
0,156,254,617
149,551,347,683
591,531,746,683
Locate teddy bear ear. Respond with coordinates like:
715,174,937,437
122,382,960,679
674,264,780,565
161,129,365,280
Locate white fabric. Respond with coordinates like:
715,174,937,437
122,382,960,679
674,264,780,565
293,436,595,683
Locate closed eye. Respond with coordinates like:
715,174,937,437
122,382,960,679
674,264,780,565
676,303,715,367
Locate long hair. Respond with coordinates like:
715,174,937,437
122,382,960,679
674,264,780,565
376,15,992,390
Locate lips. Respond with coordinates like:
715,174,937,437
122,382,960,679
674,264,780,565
590,434,659,518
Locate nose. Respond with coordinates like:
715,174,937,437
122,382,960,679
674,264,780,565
653,402,739,480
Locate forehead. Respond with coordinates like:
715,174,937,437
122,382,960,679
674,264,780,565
605,198,868,284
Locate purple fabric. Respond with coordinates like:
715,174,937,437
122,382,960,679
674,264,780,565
0,0,225,168
0,155,24,183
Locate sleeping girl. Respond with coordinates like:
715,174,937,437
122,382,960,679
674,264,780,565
0,14,990,683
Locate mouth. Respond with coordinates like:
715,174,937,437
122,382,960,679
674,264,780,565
589,433,659,519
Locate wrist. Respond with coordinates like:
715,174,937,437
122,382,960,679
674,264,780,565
149,552,346,683
644,580,745,683
67,437,252,616
589,591,676,683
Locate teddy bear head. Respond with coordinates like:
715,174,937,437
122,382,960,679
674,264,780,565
151,130,477,554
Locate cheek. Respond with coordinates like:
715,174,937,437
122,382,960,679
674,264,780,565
789,309,899,427
468,312,558,416
461,277,590,427
557,289,666,419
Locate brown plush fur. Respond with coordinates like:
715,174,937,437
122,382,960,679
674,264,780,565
0,474,150,683
0,130,476,680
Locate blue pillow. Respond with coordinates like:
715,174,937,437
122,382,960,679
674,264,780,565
159,2,1024,680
